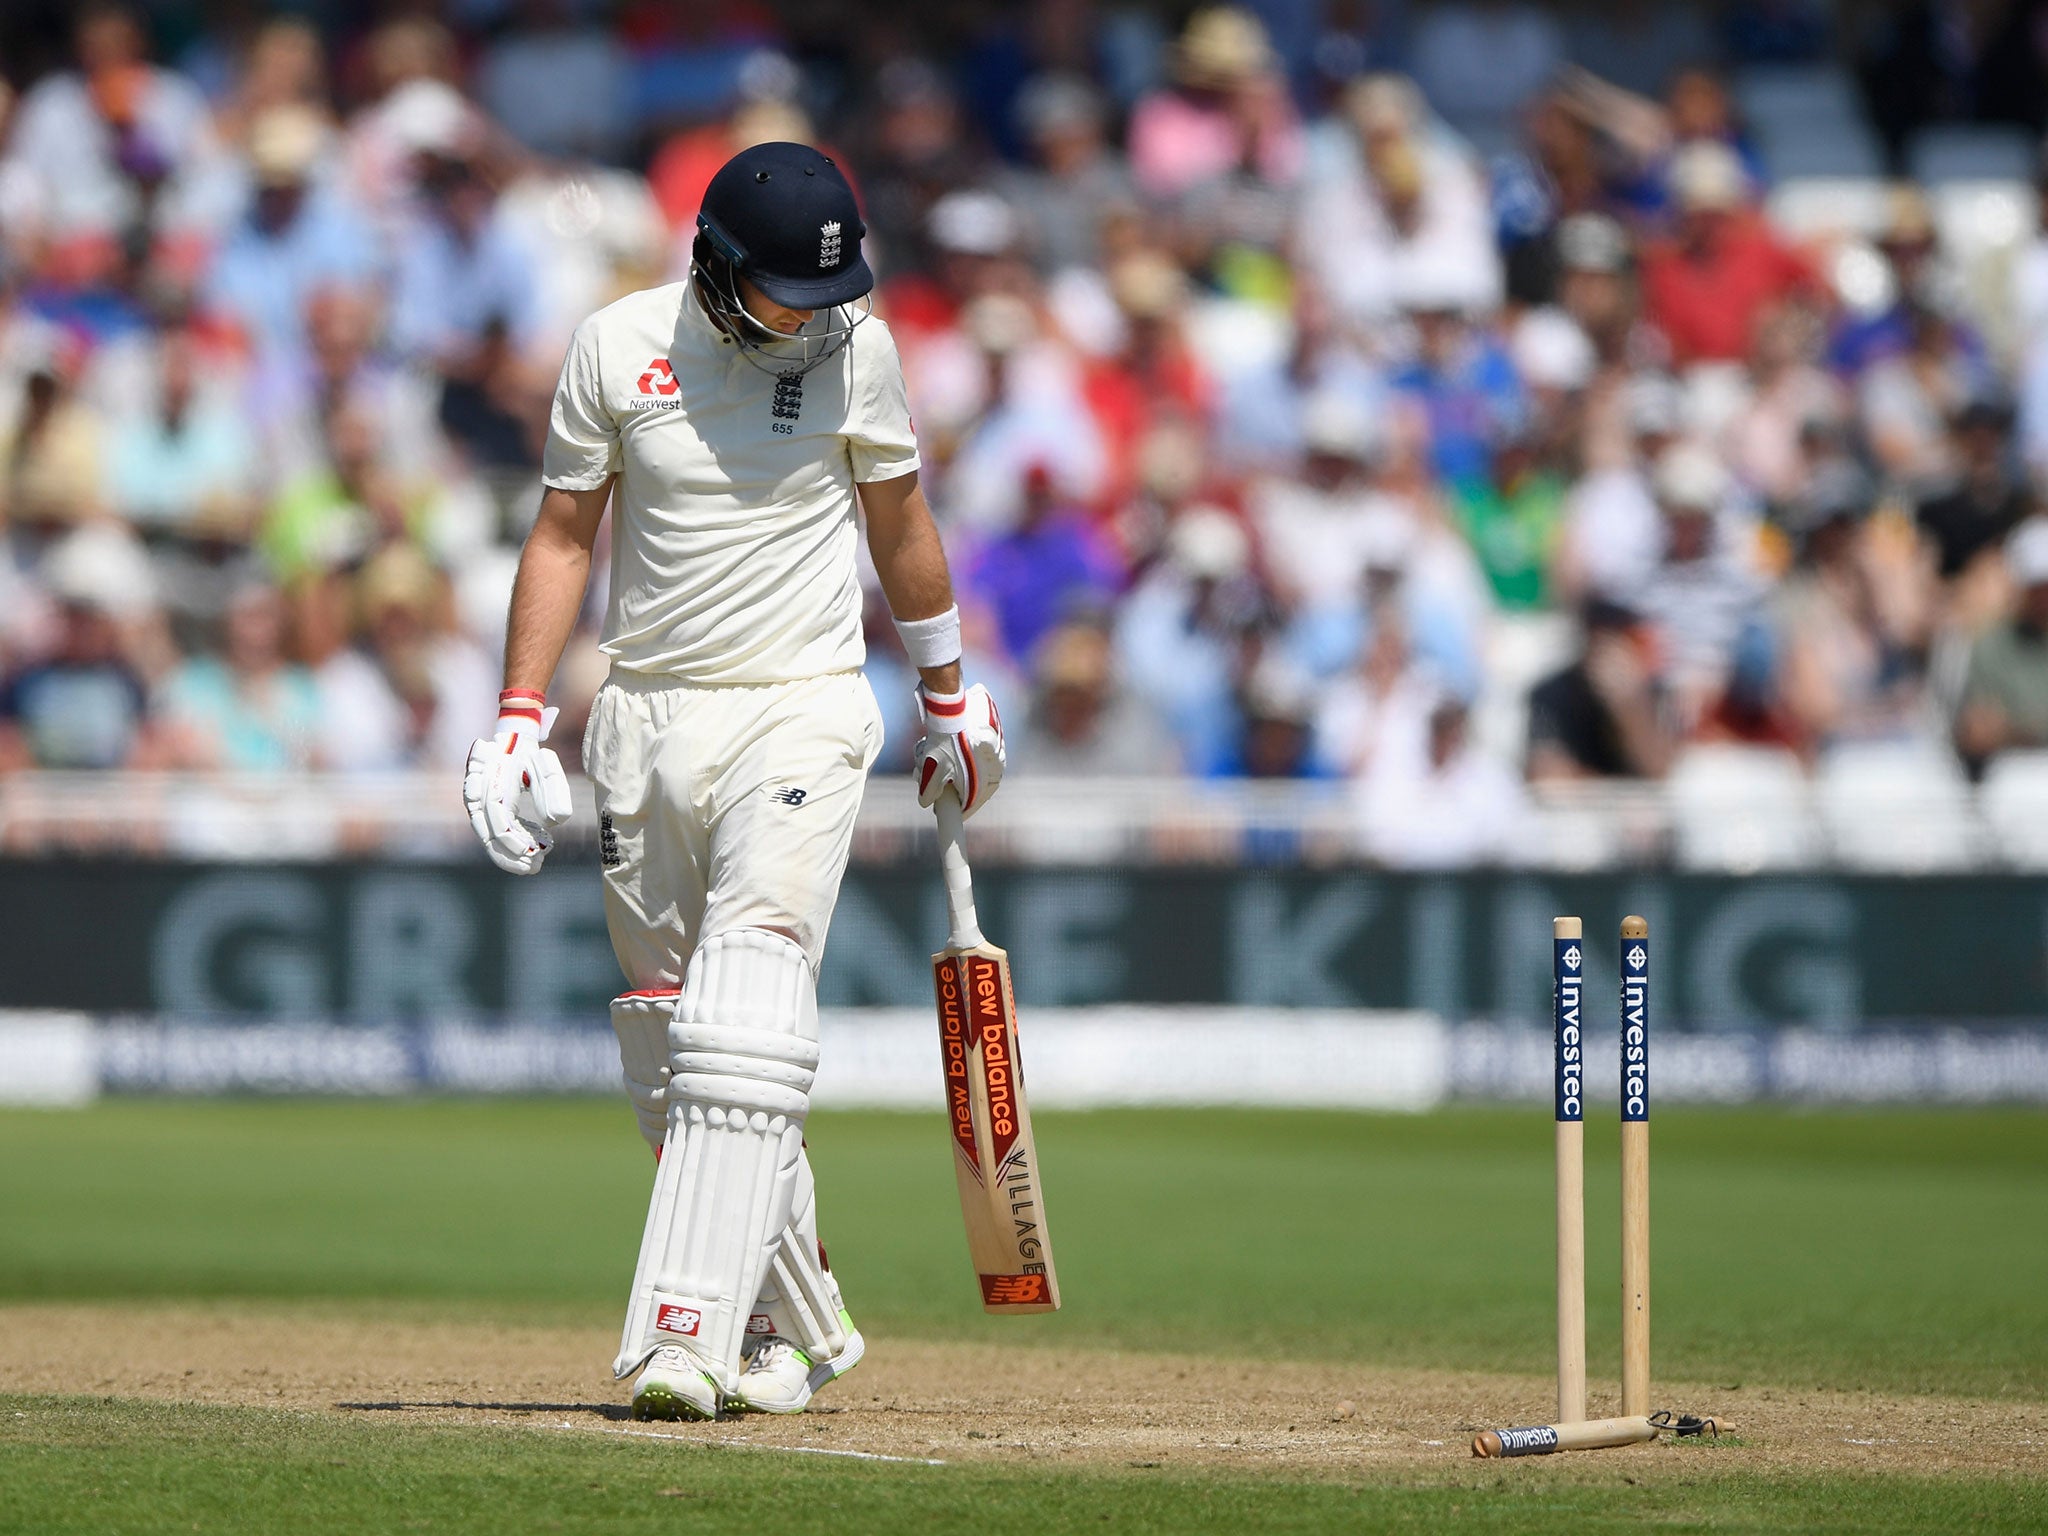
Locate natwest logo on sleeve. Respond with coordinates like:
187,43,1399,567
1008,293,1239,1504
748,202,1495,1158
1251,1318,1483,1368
637,358,680,396
654,1301,702,1336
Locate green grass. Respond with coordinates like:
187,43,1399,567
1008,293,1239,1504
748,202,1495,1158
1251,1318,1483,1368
1,1102,2043,1398
2,1102,2044,1532
2,1397,2042,1536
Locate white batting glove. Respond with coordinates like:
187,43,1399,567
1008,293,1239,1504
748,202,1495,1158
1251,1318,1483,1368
913,682,1005,818
463,688,574,875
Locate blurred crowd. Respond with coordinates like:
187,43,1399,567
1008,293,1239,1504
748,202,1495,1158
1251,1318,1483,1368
10,0,2048,865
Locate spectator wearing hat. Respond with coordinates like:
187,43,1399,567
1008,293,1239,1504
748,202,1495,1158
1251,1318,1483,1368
106,326,258,539
1127,7,1302,202
1639,141,1820,368
1638,439,1767,725
933,291,1107,536
156,581,319,771
353,545,494,772
205,104,379,375
0,2,235,282
1213,279,1388,474
1117,505,1266,774
1012,622,1179,777
1771,464,1932,751
1358,690,1529,867
1450,417,1569,611
1550,65,1767,219
1724,302,1848,508
386,125,545,374
262,401,419,581
1861,274,2000,497
1388,275,1526,487
1079,251,1213,508
1552,213,1661,373
998,74,1137,276
339,23,475,234
883,188,1028,352
1225,655,1329,779
1527,596,1676,780
1956,521,2048,774
1252,391,1396,618
0,344,105,535
966,463,1124,667
1555,372,1684,604
1299,73,1500,328
1313,613,1442,778
1830,186,1982,379
0,524,166,772
852,58,986,279
1917,398,2028,585
211,17,330,154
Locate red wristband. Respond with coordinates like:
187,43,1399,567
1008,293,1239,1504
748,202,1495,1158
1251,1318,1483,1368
498,688,545,726
919,684,968,736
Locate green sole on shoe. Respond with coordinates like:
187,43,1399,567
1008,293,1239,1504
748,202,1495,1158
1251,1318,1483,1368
729,1329,866,1415
631,1384,715,1422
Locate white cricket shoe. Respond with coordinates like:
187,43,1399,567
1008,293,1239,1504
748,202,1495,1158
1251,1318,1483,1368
631,1345,720,1422
728,1328,866,1415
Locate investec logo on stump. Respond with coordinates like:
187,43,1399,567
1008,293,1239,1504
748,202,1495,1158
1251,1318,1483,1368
631,357,684,409
1555,940,1584,1120
1621,940,1650,1120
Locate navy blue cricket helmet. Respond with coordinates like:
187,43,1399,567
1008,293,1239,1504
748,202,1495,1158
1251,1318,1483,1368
693,142,873,371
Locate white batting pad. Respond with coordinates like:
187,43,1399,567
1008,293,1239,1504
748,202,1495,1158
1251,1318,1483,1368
614,930,820,1389
751,1151,850,1364
609,989,678,1153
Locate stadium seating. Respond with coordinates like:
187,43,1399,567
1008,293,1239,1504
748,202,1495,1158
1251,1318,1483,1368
1668,744,1819,871
1817,741,1983,871
1979,752,2048,869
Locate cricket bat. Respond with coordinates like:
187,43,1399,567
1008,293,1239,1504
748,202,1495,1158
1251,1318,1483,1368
930,790,1060,1313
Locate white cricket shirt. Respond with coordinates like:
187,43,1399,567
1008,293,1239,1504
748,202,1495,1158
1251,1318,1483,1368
542,281,920,683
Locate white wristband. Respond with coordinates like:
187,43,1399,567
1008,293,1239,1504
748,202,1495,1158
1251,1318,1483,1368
893,605,962,670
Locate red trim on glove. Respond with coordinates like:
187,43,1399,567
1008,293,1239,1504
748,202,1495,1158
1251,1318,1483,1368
498,688,545,727
921,688,966,719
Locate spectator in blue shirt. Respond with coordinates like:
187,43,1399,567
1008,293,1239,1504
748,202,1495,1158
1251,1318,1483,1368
967,463,1124,667
1389,283,1526,485
386,138,544,370
206,105,379,374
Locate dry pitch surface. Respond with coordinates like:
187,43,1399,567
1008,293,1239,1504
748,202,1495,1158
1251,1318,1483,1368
3,1303,2037,1481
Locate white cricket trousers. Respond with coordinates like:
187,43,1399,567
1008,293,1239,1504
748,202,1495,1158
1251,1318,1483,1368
583,667,884,988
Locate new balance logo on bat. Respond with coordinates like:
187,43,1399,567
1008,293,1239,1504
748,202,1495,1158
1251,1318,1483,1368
981,1273,1051,1306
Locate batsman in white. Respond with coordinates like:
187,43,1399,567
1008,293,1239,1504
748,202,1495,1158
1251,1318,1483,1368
460,142,1004,1420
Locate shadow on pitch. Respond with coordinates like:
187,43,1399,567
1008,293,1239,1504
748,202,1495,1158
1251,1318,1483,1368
338,1400,633,1421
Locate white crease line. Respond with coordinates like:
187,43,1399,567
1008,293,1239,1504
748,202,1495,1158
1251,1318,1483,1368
558,1420,947,1465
